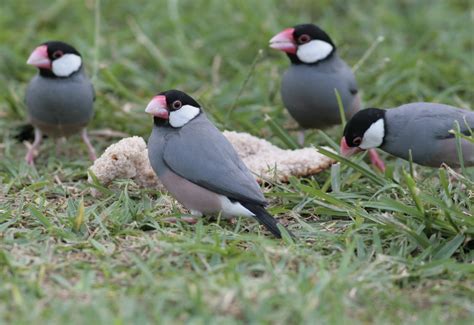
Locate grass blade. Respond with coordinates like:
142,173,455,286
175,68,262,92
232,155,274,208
73,198,85,232
317,146,387,186
265,114,299,149
28,205,52,229
433,234,465,260
401,170,425,215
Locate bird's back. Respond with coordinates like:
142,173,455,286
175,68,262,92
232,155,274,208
383,103,474,167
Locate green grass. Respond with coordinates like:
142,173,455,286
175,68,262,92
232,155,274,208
1,0,473,323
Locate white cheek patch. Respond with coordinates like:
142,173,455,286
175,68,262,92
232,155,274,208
52,54,82,77
296,40,333,64
169,105,200,127
360,118,385,149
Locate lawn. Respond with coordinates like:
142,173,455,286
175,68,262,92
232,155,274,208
0,0,473,323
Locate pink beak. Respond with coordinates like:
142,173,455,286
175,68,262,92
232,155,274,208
269,28,296,54
340,137,363,157
145,95,169,119
27,45,51,69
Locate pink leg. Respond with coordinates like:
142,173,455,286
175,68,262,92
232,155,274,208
297,130,305,147
81,128,97,161
25,128,42,165
369,149,385,172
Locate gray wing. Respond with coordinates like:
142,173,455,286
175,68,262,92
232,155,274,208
342,61,358,95
314,54,359,96
162,115,266,205
342,61,360,117
90,81,96,102
436,110,474,138
397,103,473,139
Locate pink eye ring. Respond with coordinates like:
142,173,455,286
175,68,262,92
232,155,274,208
298,34,311,44
172,100,182,110
52,50,64,59
353,137,362,146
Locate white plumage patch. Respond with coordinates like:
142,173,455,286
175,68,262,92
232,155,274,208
190,210,203,217
52,54,82,77
296,40,333,64
218,196,255,218
360,118,385,149
169,105,200,127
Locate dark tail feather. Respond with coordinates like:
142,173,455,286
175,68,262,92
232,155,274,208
13,123,48,142
14,124,35,142
242,203,294,239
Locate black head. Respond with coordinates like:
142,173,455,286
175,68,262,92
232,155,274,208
293,24,335,47
269,23,336,65
43,41,81,58
343,108,386,148
159,89,201,109
145,89,202,128
27,41,83,78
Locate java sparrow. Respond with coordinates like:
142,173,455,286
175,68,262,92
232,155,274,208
340,103,474,167
269,23,385,171
24,41,96,164
145,89,292,238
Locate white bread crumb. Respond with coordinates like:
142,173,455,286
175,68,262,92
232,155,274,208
222,131,334,182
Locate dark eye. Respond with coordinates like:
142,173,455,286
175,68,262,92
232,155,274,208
171,100,182,110
52,50,64,59
297,34,311,44
353,137,362,146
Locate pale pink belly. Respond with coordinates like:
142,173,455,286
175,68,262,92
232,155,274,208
159,170,223,214
29,117,87,138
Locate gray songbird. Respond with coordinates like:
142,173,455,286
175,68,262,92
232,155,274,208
145,89,291,238
25,41,96,164
269,23,385,170
340,103,474,167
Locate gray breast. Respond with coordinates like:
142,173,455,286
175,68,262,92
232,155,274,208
25,70,94,137
281,54,359,129
147,126,169,177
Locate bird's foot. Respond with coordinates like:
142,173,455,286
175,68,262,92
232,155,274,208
81,129,97,161
368,149,385,172
24,128,43,166
87,148,97,162
25,149,36,166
